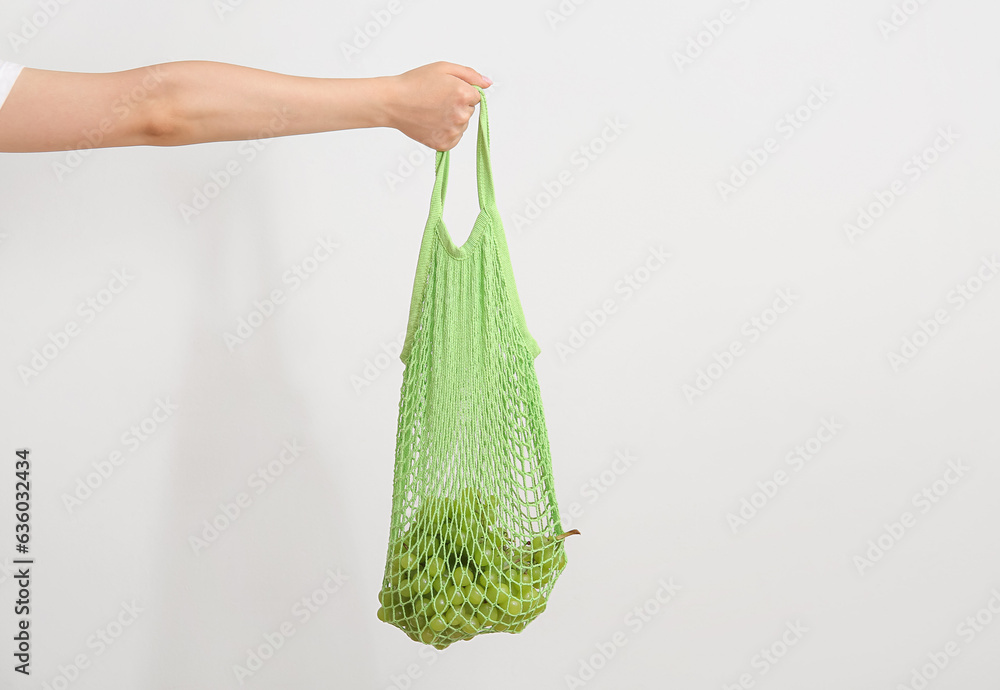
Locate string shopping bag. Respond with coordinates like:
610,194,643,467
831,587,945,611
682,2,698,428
377,86,577,649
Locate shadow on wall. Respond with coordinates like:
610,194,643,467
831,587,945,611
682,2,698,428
144,186,373,688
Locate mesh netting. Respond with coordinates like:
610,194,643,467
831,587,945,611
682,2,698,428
377,87,572,649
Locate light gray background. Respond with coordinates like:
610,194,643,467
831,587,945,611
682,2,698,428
2,0,1000,688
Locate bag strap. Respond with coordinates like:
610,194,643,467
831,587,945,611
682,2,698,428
429,85,496,218
400,86,503,365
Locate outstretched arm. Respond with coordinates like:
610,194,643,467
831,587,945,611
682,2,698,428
0,60,492,153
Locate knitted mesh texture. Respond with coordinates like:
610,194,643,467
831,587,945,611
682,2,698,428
378,87,567,648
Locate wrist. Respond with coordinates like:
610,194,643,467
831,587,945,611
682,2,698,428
368,75,398,130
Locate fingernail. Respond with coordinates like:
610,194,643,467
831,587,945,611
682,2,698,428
483,75,493,86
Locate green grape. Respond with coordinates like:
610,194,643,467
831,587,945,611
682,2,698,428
376,606,387,622
505,598,523,617
486,581,511,608
519,592,542,617
479,602,502,623
394,551,418,571
444,584,464,607
426,556,446,578
385,567,408,587
530,535,558,565
508,570,533,598
431,593,450,615
467,583,485,607
452,527,476,553
529,536,545,563
442,605,469,629
398,603,416,620
419,627,435,644
452,566,474,589
413,598,433,623
413,573,434,596
429,615,447,633
478,568,501,590
461,605,480,628
484,524,507,549
411,609,430,629
516,587,540,612
472,541,503,571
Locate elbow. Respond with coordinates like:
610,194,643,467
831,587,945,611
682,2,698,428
138,72,184,146
144,105,180,145
142,97,182,146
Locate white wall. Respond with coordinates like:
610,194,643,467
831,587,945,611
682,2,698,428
2,1,1000,688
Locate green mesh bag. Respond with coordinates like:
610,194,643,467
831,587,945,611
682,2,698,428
377,87,577,649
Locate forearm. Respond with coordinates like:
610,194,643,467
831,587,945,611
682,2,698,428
155,61,393,146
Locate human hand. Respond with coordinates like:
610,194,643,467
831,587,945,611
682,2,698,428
379,61,492,151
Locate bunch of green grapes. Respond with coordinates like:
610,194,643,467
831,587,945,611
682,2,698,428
376,489,577,649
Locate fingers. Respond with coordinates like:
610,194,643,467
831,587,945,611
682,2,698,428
439,61,493,91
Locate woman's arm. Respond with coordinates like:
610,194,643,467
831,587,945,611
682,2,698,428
0,60,492,153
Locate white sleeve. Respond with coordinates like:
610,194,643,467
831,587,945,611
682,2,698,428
0,60,25,113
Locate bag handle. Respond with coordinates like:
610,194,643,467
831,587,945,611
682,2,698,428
429,85,496,216
401,87,505,365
